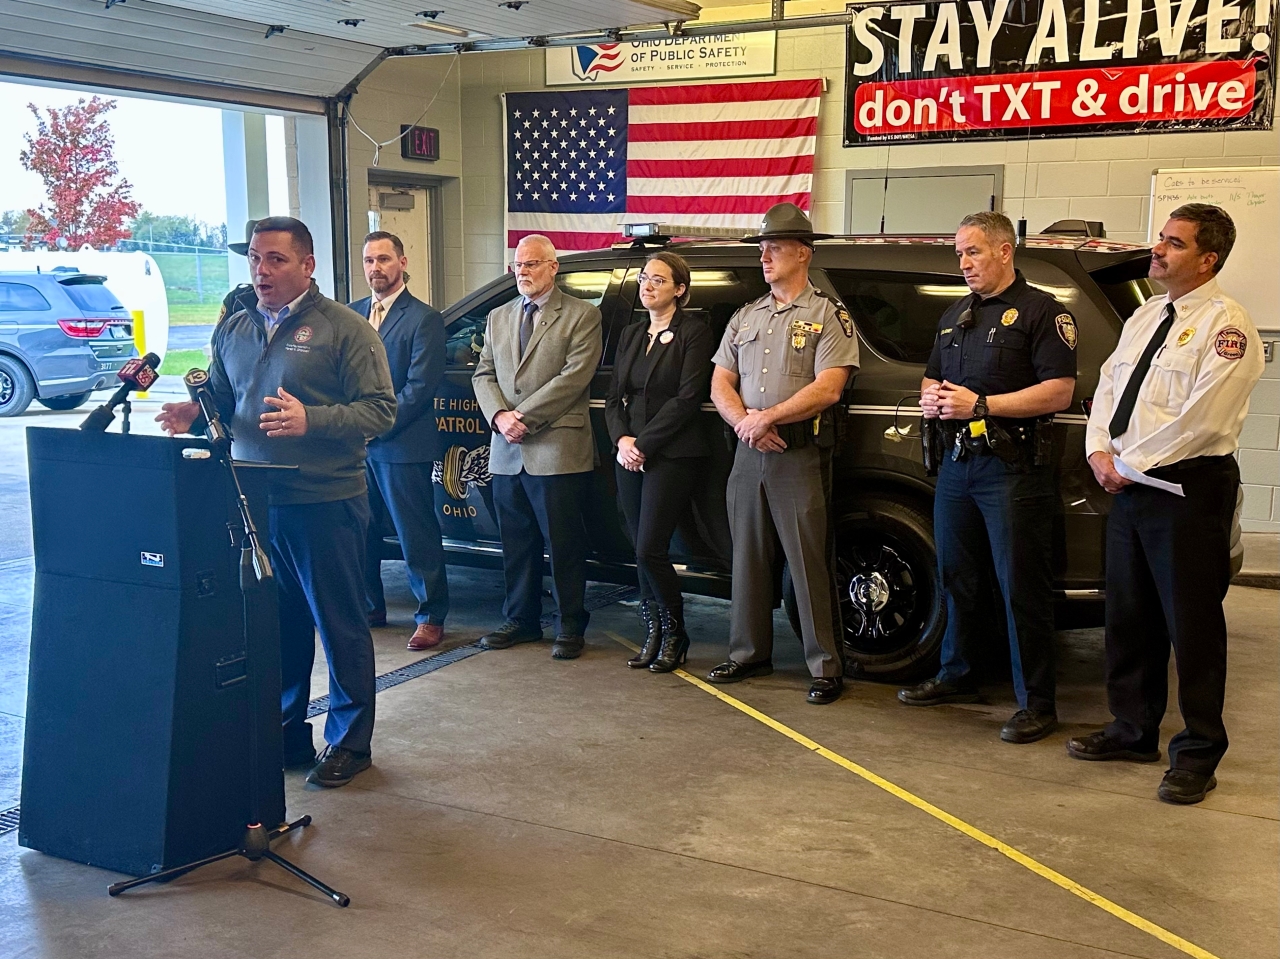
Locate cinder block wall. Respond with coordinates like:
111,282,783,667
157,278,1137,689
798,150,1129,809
451,29,1279,526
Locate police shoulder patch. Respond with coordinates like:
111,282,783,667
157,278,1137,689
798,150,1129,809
1055,313,1078,350
836,305,853,337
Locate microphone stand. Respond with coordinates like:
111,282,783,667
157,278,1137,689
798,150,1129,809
108,409,350,907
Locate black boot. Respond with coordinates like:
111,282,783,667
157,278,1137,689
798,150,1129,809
628,601,663,669
649,605,690,673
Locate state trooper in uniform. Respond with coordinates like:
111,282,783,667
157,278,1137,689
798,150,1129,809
1071,204,1263,805
219,219,258,324
898,211,1077,744
706,203,860,705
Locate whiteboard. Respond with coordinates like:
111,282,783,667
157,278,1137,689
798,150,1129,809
1149,167,1279,332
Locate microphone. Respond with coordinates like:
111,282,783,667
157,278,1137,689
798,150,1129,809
183,368,230,451
80,352,161,432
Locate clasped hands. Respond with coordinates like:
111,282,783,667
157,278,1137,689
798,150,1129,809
494,409,528,445
735,408,787,453
1088,451,1132,495
920,381,978,420
616,436,645,471
155,387,308,438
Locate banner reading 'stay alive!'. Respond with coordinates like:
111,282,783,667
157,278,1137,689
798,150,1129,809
844,0,1276,143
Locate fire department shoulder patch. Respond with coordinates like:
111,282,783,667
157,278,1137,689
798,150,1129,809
1215,327,1247,360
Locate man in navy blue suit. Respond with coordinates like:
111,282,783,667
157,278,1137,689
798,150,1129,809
350,231,450,650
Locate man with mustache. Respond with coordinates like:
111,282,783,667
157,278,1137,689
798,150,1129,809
898,211,1077,745
350,232,450,652
1071,204,1263,804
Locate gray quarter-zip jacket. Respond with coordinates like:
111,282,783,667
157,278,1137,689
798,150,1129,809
206,281,396,505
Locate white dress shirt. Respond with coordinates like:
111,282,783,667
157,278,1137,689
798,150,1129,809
1086,277,1264,474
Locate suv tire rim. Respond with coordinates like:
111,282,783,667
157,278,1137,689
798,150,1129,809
0,369,13,407
837,539,926,653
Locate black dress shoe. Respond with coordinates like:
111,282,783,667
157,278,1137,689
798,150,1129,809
897,677,981,706
1158,769,1217,805
706,660,773,684
1066,730,1161,763
479,620,543,649
551,635,584,660
306,746,372,788
807,676,844,705
1000,709,1059,744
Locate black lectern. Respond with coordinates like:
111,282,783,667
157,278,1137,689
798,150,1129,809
20,428,286,877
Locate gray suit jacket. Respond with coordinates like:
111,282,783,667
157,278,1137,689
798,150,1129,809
472,285,602,476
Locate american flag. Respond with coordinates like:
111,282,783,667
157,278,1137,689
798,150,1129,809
504,78,823,253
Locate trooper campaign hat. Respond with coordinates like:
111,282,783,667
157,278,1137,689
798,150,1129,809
228,219,261,256
740,202,831,245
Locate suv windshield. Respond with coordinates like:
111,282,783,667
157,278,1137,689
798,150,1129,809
825,270,969,364
61,282,127,314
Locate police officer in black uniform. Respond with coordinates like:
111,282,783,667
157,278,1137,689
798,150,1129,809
898,212,1077,744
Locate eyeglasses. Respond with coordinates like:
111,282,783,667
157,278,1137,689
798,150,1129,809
637,273,669,287
512,259,550,272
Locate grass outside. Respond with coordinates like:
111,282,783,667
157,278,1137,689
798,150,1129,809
150,252,231,304
159,349,208,376
168,303,224,326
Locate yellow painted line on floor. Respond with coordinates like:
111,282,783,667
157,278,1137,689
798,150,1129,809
604,631,1220,959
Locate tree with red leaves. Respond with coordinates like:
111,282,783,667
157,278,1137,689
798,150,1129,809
20,96,141,250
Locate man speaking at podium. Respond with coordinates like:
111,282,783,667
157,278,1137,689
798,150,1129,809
157,217,396,788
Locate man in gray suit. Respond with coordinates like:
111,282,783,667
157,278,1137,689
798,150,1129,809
472,235,603,659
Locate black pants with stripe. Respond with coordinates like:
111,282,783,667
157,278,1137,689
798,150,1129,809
1103,454,1239,774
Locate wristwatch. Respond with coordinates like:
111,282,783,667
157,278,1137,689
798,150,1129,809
972,395,988,419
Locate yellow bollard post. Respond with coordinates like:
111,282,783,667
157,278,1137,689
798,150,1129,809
131,309,148,398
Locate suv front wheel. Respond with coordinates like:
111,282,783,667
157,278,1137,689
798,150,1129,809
784,494,945,683
0,355,37,418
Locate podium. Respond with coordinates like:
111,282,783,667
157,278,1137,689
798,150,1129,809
20,428,287,877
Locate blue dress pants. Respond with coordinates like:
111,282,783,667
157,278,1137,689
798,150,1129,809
272,495,376,757
364,459,450,626
934,453,1058,713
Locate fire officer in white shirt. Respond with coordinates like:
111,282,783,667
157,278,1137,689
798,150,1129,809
1070,203,1264,805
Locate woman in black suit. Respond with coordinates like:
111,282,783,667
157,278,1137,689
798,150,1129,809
606,251,715,672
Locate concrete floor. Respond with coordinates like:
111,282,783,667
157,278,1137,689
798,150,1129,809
0,397,1277,958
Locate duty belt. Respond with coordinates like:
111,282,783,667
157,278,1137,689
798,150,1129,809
775,408,837,450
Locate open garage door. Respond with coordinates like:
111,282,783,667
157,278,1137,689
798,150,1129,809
0,0,383,113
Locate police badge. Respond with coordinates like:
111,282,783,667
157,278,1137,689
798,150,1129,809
1001,308,1018,326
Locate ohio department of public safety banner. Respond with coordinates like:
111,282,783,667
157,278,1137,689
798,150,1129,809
844,0,1276,143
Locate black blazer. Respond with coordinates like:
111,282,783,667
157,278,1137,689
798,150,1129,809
606,309,714,460
349,287,446,464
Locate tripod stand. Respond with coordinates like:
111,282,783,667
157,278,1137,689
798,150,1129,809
108,442,350,907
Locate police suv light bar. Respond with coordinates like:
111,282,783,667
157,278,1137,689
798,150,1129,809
622,223,745,239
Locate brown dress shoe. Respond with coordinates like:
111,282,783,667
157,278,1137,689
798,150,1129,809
407,623,444,651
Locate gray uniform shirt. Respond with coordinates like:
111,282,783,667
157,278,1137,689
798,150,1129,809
712,283,860,406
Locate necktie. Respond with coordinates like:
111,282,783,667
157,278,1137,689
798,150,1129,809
519,299,537,356
1108,303,1177,439
369,300,385,331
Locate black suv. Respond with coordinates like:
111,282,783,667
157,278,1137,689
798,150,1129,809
395,232,1158,681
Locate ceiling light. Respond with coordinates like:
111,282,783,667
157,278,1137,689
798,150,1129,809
630,0,701,18
416,9,444,17
339,18,365,27
407,20,471,37
498,1,529,9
